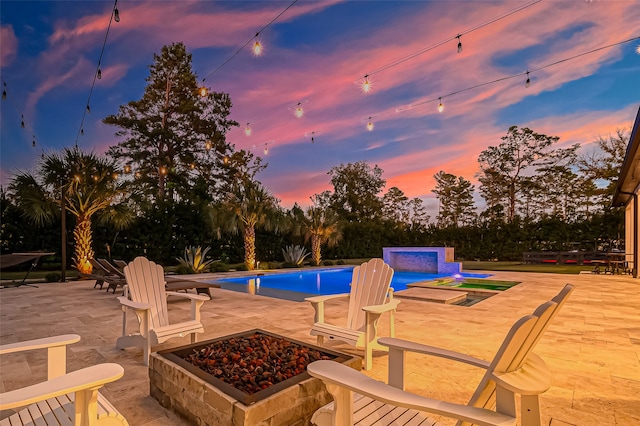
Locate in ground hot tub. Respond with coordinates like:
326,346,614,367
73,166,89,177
150,329,360,426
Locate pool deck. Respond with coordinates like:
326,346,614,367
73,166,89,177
1,270,639,425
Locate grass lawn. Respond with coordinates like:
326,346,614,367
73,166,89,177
462,261,593,274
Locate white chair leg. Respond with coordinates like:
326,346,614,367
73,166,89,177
520,394,542,426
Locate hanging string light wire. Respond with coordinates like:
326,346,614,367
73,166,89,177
357,0,541,83
397,35,640,112
74,0,120,147
200,0,298,85
0,76,38,147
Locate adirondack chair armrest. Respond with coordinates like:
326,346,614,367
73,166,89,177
117,296,152,311
491,353,551,395
165,291,210,301
361,298,401,315
0,334,81,380
378,337,490,369
306,293,350,323
0,363,124,410
308,360,516,426
0,334,80,355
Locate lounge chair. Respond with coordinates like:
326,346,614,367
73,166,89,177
307,284,574,426
305,258,399,370
116,256,210,365
86,258,126,293
0,334,128,425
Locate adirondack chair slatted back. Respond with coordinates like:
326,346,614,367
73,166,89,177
458,284,574,426
346,258,394,331
124,257,170,330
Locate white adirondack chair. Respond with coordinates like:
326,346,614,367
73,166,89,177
306,258,399,370
0,334,128,426
308,284,574,426
116,256,209,365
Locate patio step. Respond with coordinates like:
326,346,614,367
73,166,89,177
394,288,468,304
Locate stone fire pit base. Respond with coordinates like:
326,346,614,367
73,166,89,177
149,340,361,426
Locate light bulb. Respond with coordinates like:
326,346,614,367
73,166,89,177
124,165,131,174
361,75,372,94
80,128,84,135
114,8,120,22
97,68,102,79
366,120,374,131
437,98,444,113
190,163,196,170
294,104,304,118
159,166,167,175
205,140,212,151
263,146,269,155
244,123,252,136
134,171,141,179
457,35,462,54
86,105,91,113
223,156,229,164
636,44,640,54
199,87,208,97
32,137,36,147
21,115,25,128
2,83,6,100
525,71,531,88
252,40,263,56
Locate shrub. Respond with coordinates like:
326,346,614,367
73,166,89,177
323,260,334,266
282,245,310,267
45,272,61,283
336,259,346,265
210,262,230,272
176,246,216,274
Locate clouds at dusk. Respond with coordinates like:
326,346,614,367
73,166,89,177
1,1,638,216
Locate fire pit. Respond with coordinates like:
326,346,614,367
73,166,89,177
150,329,360,426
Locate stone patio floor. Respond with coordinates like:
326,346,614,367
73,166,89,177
1,270,639,425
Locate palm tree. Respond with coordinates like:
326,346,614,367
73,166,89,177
9,147,133,274
298,206,342,266
211,180,283,270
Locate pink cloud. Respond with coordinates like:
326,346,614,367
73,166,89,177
0,25,17,66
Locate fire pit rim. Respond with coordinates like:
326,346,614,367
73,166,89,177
156,328,352,406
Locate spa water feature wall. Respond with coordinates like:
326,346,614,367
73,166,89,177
383,247,461,275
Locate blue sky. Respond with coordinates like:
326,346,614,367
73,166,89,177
1,0,639,216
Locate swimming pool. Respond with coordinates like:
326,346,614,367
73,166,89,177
204,268,491,302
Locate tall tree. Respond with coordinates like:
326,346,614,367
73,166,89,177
431,171,476,227
477,126,578,222
577,129,629,210
210,180,283,270
104,42,238,203
328,161,385,221
297,206,342,266
8,147,132,274
381,187,410,223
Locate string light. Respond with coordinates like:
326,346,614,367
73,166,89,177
190,163,196,170
367,119,374,131
32,135,36,148
356,0,541,89
361,75,372,94
396,36,640,113
75,0,120,147
525,71,531,88
305,131,319,143
252,34,263,56
159,166,168,175
200,0,298,85
2,82,6,100
124,165,131,174
199,87,208,97
244,123,252,136
21,114,25,128
290,100,308,118
437,98,444,113
362,115,376,131
222,155,229,165
205,140,212,151
636,44,640,54
86,104,91,113
262,141,274,155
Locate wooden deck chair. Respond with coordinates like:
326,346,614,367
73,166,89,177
308,284,574,426
116,256,209,366
86,258,126,292
306,258,399,370
0,334,128,426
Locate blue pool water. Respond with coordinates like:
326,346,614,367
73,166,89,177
206,268,490,302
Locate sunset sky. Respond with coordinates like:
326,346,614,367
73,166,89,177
1,0,639,216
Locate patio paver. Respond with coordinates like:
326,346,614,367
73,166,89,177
1,270,638,425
